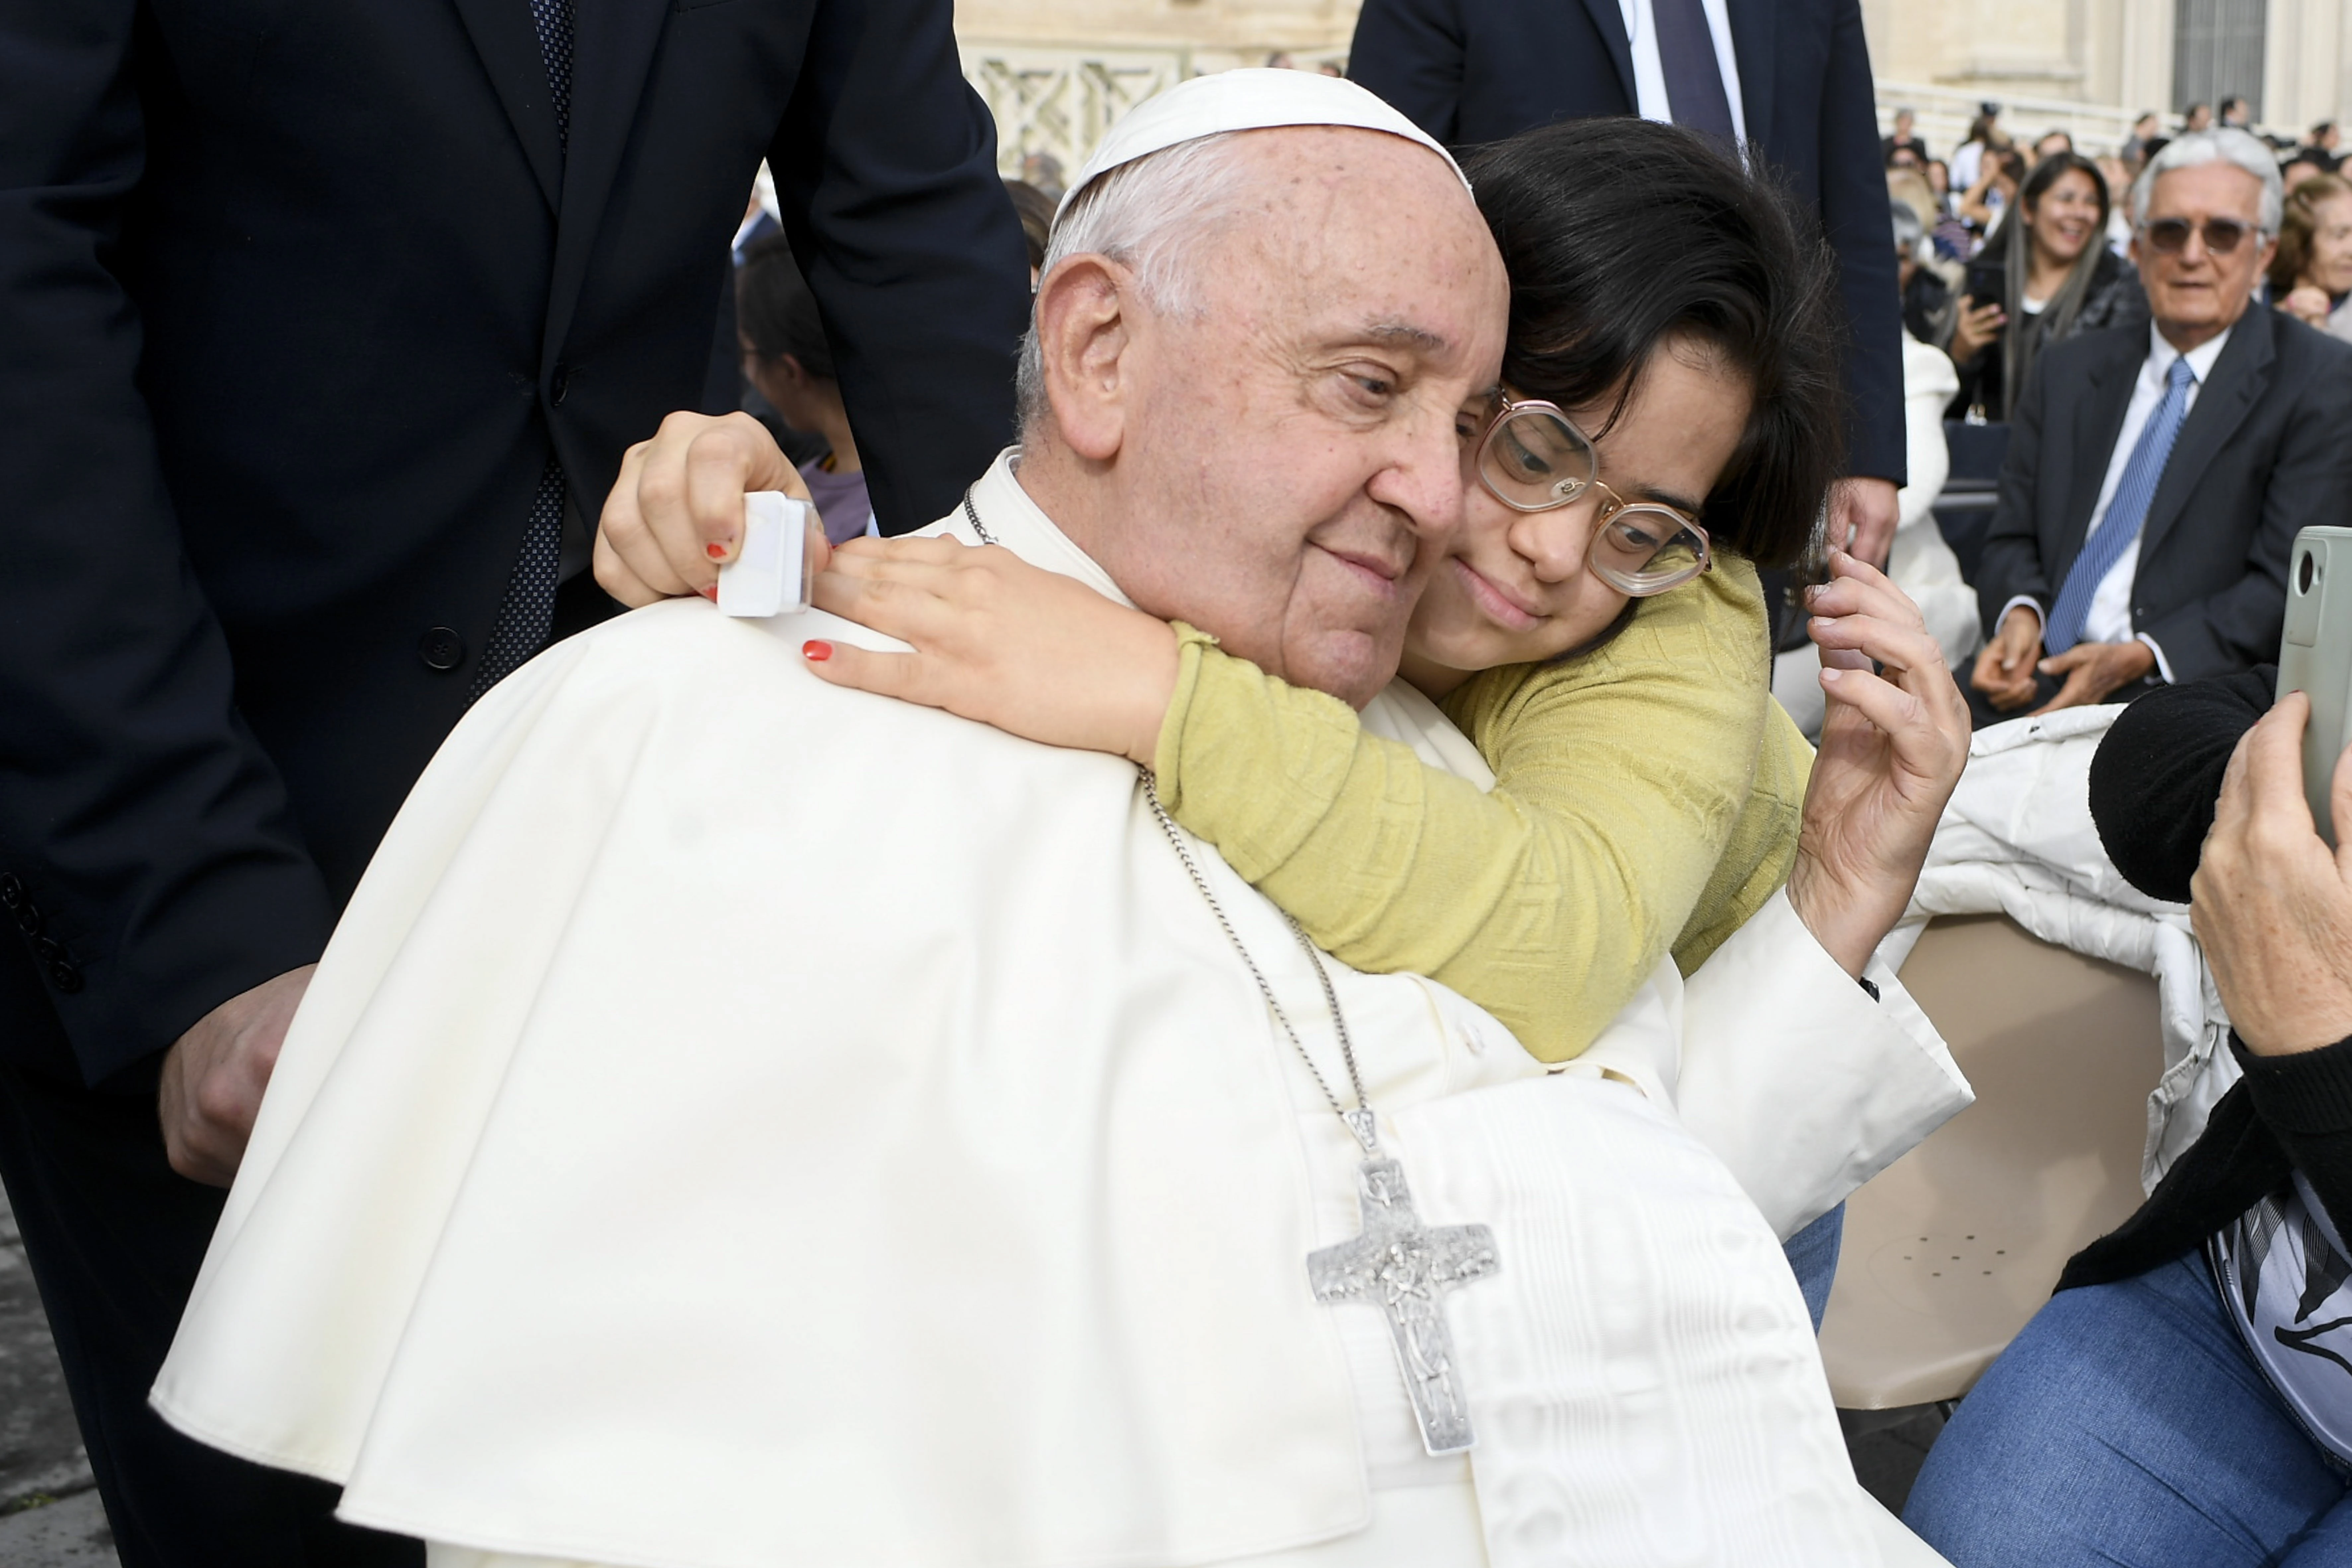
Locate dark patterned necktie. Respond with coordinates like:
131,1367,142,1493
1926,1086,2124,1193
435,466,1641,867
470,0,577,701
1653,0,1738,150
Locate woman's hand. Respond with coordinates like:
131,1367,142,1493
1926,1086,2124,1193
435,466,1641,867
801,535,1180,766
2192,692,2352,1056
595,411,817,606
1948,298,2005,367
2280,284,2336,329
1785,551,1972,977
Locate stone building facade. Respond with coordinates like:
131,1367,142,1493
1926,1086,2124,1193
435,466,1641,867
955,0,2352,174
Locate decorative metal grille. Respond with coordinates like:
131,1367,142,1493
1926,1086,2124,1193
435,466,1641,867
962,47,1193,181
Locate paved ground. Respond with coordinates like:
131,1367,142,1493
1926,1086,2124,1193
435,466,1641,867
0,1175,1943,1564
0,1183,115,1563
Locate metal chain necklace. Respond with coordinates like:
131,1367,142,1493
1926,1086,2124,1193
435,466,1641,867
960,486,1500,1455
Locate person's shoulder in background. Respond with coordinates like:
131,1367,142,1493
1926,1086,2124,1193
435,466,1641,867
2089,668,2276,903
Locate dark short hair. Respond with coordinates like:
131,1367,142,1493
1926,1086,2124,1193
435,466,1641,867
1461,118,1843,570
1003,179,1056,273
735,235,836,379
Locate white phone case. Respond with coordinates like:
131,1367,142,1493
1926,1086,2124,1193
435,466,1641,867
717,492,817,618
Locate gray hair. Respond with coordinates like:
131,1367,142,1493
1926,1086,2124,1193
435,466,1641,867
2129,128,2285,233
1890,199,1924,254
1013,132,1251,436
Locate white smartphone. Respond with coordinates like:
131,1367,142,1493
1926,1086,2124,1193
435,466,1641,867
716,492,822,618
2275,525,2352,846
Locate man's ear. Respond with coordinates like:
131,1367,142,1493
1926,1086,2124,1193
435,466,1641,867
1033,255,1135,463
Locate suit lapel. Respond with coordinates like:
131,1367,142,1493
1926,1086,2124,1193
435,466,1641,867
543,0,675,365
1726,0,1775,148
2137,315,2274,565
2059,333,2144,567
1579,0,1638,109
450,0,565,211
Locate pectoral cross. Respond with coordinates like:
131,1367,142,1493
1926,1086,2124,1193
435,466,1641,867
1307,1155,1500,1455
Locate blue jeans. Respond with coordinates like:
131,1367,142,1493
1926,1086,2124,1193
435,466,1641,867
1783,1201,1844,1332
1904,1252,2352,1565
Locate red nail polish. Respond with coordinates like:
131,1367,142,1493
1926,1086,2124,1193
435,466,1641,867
699,584,718,600
706,542,728,560
803,640,833,662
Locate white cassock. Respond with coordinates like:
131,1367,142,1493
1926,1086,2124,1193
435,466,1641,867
152,455,1968,1568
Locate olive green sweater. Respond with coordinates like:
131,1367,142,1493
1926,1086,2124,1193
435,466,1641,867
1151,556,1812,1064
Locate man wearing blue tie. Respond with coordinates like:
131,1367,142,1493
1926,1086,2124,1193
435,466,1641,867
1970,130,2352,724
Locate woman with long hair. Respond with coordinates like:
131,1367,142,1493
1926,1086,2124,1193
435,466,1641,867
1949,150,2148,420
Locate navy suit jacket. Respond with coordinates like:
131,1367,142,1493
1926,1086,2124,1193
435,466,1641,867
1348,0,1905,484
0,0,1031,1084
1975,311,2352,684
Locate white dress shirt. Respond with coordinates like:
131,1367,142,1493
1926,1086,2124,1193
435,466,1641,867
2003,321,2235,681
1618,0,1747,148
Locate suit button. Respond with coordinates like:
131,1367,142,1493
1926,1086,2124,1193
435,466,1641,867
0,874,20,910
549,367,570,406
418,626,467,672
12,902,39,936
48,960,83,995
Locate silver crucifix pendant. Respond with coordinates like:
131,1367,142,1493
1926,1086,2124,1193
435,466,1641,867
1307,1156,1500,1455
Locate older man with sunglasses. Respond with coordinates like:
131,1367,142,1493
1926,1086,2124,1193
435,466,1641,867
1968,129,2352,726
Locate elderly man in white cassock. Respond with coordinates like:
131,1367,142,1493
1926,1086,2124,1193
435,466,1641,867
152,73,1969,1568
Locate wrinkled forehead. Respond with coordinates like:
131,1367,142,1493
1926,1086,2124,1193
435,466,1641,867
1190,126,1507,375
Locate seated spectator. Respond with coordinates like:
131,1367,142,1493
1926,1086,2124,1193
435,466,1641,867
1884,106,1928,165
1002,178,1055,285
2122,110,2162,169
1968,130,2352,724
2032,128,2075,165
2220,94,2253,130
1776,208,1976,737
2299,120,2344,173
1956,146,2027,244
1907,671,2352,1560
2097,154,2138,253
734,235,873,543
1951,106,2007,191
2183,101,2215,133
1949,152,2147,421
2270,173,2352,342
1890,186,1957,346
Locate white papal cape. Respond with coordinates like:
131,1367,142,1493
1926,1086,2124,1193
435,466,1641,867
154,455,1967,1568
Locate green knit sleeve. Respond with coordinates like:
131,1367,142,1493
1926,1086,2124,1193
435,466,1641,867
1148,557,1783,1063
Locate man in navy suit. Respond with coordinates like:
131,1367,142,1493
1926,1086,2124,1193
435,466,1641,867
1347,0,1906,568
1968,132,2352,724
0,2,1029,1561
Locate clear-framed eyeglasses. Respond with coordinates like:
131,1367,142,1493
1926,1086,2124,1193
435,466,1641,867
1473,397,1712,596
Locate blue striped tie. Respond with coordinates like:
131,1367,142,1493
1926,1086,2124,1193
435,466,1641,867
2045,356,2197,655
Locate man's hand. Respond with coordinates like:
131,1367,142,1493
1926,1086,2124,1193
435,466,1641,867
594,411,815,607
159,964,315,1186
2031,638,2155,713
1785,552,1971,976
1969,604,2044,711
1827,477,1900,569
2193,692,2352,1055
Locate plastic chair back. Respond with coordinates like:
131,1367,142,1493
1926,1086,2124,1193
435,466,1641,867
1818,913,2164,1409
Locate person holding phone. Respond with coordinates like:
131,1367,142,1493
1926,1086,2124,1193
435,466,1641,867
1948,152,2149,421
1908,669,2352,1561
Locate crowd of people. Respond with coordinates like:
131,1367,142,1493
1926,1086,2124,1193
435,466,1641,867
9,0,2352,1564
